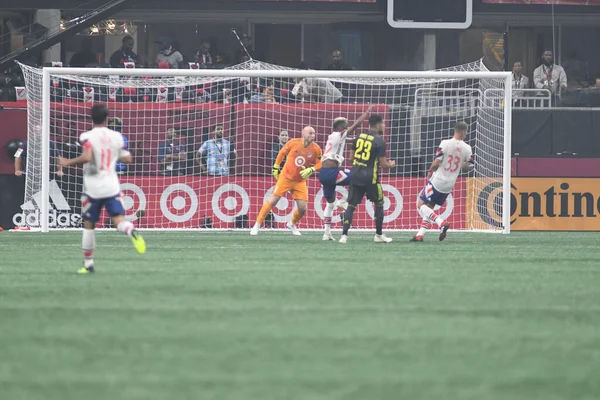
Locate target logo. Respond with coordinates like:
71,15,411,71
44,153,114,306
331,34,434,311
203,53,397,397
211,184,250,222
314,187,348,223
294,156,306,167
263,186,296,223
120,183,147,221
160,184,198,223
365,184,404,223
414,193,455,221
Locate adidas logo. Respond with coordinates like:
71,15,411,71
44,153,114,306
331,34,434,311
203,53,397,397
13,180,81,227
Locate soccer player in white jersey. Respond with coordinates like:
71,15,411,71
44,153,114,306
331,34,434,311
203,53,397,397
319,106,372,241
412,121,473,242
58,104,146,274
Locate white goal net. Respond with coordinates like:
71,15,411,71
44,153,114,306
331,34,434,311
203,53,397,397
18,60,511,233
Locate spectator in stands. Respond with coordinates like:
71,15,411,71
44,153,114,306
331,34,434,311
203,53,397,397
249,83,278,104
196,125,235,176
14,139,63,177
533,50,567,104
156,36,183,69
271,130,289,164
327,50,352,70
69,38,97,67
196,39,213,68
512,61,529,103
158,127,187,175
108,117,128,174
562,50,587,89
110,35,137,68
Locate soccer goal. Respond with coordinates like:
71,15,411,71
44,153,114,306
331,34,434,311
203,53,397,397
18,61,511,233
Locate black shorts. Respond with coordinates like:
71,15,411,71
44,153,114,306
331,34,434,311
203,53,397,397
348,182,384,206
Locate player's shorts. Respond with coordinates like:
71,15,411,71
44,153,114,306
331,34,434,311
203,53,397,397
348,182,383,206
81,193,125,223
318,167,352,201
273,176,308,201
419,181,449,206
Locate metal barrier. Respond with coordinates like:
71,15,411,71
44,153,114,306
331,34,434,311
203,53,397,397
484,88,552,109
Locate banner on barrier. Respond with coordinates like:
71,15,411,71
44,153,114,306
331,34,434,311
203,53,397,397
115,177,466,229
6,177,467,230
468,177,600,231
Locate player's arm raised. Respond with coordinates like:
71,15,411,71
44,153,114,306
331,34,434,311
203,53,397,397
59,142,93,167
346,106,373,137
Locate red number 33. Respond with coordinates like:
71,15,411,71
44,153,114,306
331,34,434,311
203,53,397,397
444,154,461,172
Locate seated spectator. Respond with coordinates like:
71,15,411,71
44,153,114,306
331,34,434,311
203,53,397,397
155,36,183,69
69,38,97,67
250,84,278,104
533,50,567,104
196,125,235,176
196,39,213,68
14,138,63,177
327,50,352,70
158,127,187,175
110,35,137,68
108,117,128,174
271,130,289,164
562,50,587,89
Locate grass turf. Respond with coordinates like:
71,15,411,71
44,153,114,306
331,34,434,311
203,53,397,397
0,231,599,400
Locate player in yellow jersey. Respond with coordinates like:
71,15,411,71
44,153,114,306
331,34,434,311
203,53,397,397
250,126,322,236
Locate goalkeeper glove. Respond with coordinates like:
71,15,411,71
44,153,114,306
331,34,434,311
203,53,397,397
300,167,315,179
272,164,281,180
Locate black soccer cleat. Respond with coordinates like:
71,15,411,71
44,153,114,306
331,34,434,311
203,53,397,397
439,222,450,242
409,236,424,242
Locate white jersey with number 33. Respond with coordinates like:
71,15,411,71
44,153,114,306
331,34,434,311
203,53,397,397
322,129,348,164
80,127,126,199
430,138,472,193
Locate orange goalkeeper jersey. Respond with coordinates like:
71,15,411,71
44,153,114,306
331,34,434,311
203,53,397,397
276,138,322,182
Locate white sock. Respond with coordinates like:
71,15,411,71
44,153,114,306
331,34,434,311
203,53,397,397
117,220,134,237
324,201,334,234
419,205,443,227
82,229,95,268
252,222,260,229
417,219,429,237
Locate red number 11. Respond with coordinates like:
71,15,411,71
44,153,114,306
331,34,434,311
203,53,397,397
100,148,112,170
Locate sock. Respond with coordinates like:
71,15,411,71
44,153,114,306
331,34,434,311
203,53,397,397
82,229,95,268
256,202,273,224
419,205,444,227
375,204,384,235
117,220,134,237
417,219,429,237
342,205,356,235
324,201,335,233
291,209,303,225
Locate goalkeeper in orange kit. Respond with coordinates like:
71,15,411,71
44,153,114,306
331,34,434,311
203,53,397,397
250,126,322,236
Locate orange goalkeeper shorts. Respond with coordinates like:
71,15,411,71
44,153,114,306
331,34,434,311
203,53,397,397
273,175,308,201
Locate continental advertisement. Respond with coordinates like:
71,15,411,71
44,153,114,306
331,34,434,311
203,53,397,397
469,178,600,231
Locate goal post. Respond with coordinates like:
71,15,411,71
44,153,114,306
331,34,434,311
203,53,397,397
20,62,512,233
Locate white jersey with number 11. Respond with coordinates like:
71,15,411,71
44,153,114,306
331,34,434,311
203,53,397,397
80,127,126,199
430,138,473,194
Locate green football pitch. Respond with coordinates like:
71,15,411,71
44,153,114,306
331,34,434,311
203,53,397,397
1,231,599,400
